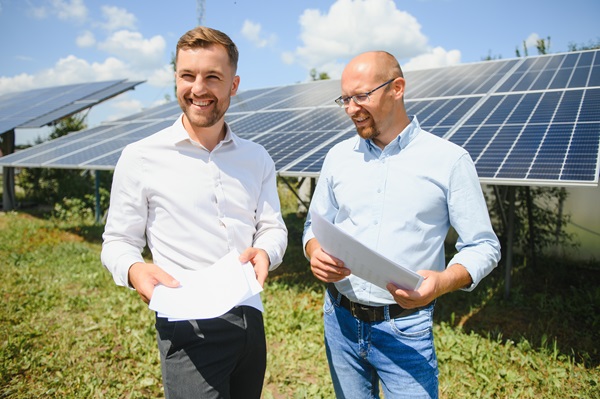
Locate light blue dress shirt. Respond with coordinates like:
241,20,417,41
303,116,501,306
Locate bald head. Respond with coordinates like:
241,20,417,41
342,51,403,83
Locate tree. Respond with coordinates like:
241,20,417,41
568,39,600,51
309,68,330,81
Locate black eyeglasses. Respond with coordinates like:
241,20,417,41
334,78,396,108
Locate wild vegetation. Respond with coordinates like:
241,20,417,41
0,183,598,398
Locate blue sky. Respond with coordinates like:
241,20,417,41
1,0,598,145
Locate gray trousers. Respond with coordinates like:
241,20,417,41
155,306,266,399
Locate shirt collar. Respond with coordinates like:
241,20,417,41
359,115,421,154
172,114,237,148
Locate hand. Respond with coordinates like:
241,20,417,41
239,247,270,287
305,239,350,283
386,264,472,309
386,270,439,309
128,262,180,304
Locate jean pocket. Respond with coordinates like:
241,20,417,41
323,290,335,315
388,310,433,339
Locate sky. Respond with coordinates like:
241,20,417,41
1,0,598,145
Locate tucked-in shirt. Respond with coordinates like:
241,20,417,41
303,116,500,306
102,115,287,292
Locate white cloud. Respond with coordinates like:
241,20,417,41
15,55,35,62
287,0,461,78
76,30,96,47
28,5,47,19
28,0,87,22
52,0,87,21
0,73,36,94
292,0,427,67
0,55,132,95
103,98,144,122
281,51,295,65
403,47,461,71
147,64,175,88
0,21,170,99
241,20,277,48
523,33,542,53
98,30,166,69
100,5,137,32
1,3,174,125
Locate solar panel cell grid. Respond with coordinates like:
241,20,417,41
1,50,598,186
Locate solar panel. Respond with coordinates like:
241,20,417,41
0,79,144,134
1,49,599,187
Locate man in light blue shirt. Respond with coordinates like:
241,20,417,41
303,51,500,398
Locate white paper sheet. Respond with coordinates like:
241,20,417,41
311,212,423,291
148,250,263,320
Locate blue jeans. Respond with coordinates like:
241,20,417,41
324,289,438,399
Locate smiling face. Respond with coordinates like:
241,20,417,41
175,44,239,132
340,52,409,148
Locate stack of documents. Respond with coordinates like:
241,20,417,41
311,212,423,291
149,250,263,320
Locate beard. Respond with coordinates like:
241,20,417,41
179,95,230,129
354,112,380,141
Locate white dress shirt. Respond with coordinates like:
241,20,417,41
101,115,287,294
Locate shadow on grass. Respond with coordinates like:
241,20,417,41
274,213,600,368
19,206,106,245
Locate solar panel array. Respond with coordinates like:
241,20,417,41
1,50,598,187
0,79,144,135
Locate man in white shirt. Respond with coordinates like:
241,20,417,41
101,26,287,399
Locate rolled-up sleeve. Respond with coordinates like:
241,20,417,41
447,154,501,291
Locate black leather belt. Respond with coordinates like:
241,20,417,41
327,283,420,322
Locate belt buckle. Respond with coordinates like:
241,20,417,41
350,302,375,322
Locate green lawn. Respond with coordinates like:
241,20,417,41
0,209,598,398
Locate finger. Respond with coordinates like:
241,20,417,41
154,269,180,288
387,283,410,298
316,248,344,267
238,247,256,263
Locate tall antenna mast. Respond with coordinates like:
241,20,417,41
197,0,205,26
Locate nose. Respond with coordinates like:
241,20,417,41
191,77,206,96
345,99,362,115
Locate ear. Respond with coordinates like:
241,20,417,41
393,77,406,100
231,75,240,96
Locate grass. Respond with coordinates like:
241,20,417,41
1,190,599,398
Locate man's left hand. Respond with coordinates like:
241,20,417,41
387,263,473,309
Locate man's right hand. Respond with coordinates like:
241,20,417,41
305,238,351,283
128,262,180,304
